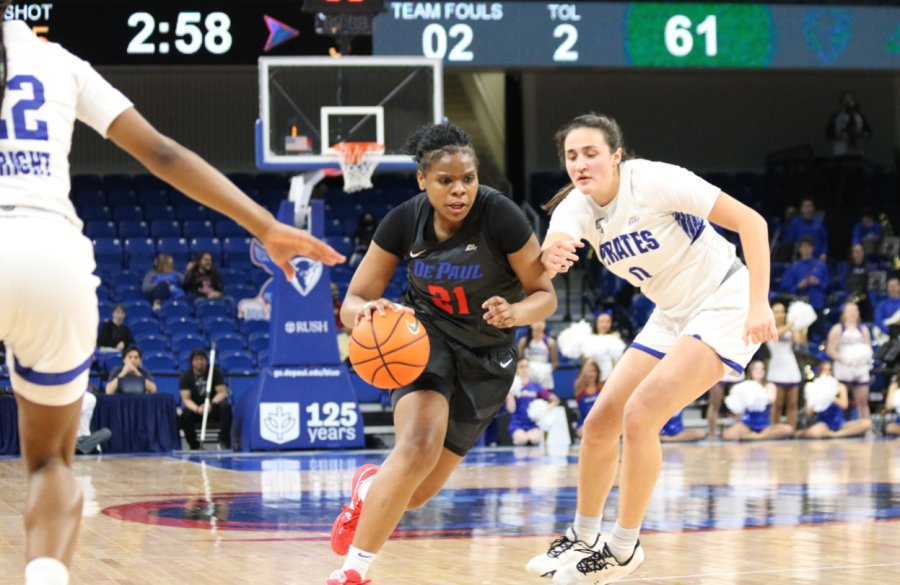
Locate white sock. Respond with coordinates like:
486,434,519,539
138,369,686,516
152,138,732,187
607,521,640,563
357,476,375,503
572,513,601,545
342,545,376,580
25,558,69,585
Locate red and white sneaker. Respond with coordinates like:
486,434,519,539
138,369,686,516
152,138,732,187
325,569,371,585
331,464,379,555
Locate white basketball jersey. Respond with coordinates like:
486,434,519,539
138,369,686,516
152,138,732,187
548,159,737,320
0,21,132,227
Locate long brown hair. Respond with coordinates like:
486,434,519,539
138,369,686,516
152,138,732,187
542,113,635,215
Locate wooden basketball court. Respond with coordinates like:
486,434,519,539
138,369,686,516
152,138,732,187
2,440,900,584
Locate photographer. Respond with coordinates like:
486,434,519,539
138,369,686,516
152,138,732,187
827,92,871,157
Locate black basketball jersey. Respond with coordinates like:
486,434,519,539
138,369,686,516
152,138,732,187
373,185,533,350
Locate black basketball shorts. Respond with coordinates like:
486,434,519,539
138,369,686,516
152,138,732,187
390,326,518,456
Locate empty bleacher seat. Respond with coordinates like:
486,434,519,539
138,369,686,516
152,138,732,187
248,332,269,353
261,189,288,208
331,204,362,220
241,319,269,335
144,205,176,222
150,220,181,238
118,220,149,238
221,269,248,286
250,270,270,288
215,219,246,238
325,219,344,237
211,332,245,351
202,316,237,335
101,174,132,191
71,174,102,190
81,205,112,222
257,349,270,369
133,174,165,190
127,317,161,336
109,270,142,288
113,206,143,222
107,189,137,207
227,284,256,300
74,189,105,207
114,284,143,302
143,352,178,374
324,236,354,258
196,301,230,320
183,220,215,238
100,352,123,373
330,266,353,286
189,237,222,263
219,351,257,374
93,238,123,268
177,350,194,371
134,333,168,353
158,300,193,321
85,221,117,239
363,204,392,221
138,189,168,207
170,332,207,354
95,285,110,302
223,237,252,267
122,299,153,318
156,238,190,265
124,238,156,268
98,301,113,321
175,205,207,222
256,174,289,191
353,189,384,205
341,218,358,236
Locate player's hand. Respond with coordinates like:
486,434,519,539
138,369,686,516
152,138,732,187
808,275,820,285
542,240,584,276
356,299,414,326
261,222,346,280
483,296,518,329
743,302,778,346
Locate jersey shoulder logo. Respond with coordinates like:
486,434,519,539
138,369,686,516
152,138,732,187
628,215,640,225
409,249,427,258
595,219,604,234
466,244,478,251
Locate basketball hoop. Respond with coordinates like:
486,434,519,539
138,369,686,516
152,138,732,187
331,142,384,193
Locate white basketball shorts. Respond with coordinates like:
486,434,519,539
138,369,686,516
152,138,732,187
0,210,99,406
631,266,759,377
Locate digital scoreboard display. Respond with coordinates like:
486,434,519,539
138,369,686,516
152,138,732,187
373,2,900,69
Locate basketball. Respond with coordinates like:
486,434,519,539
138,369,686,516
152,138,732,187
349,310,430,389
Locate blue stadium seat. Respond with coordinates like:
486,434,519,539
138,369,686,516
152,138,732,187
221,269,248,286
124,238,156,268
138,189,168,207
175,205,207,221
196,301,230,320
107,189,137,207
101,174,132,191
363,204,392,221
257,350,270,370
134,333,168,353
383,283,403,302
248,332,269,353
211,332,245,351
93,238,123,268
98,301,114,321
156,238,190,265
327,190,355,206
250,270,271,288
256,174,288,190
113,206,143,222
189,237,222,263
122,300,153,318
325,219,344,237
261,189,288,208
95,285,110,302
100,352,123,373
241,319,270,335
118,220,149,238
114,284,143,302
143,352,178,374
130,258,154,274
171,332,207,354
331,204,363,220
144,205,176,222
150,220,181,238
133,174,165,190
353,189,384,205
330,266,353,286
223,237,253,268
72,174,102,190
183,220,215,238
81,206,111,222
127,317,160,336
85,221,117,239
219,351,257,374
227,284,256,300
109,270,142,288
324,236,354,258
383,188,413,205
74,189,105,207
214,219,246,238
202,318,237,337
177,350,194,371
341,218,358,237
158,300,193,321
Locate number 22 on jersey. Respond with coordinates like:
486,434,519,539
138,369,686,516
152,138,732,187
0,75,48,141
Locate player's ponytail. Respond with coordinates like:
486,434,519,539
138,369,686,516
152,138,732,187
403,123,478,175
0,2,10,114
543,113,635,215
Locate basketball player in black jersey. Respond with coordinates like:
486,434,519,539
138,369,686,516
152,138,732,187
325,124,557,585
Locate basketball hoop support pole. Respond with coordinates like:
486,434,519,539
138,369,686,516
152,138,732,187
289,170,326,230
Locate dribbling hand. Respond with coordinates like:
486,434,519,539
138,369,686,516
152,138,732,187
356,299,414,327
483,296,518,329
743,302,778,346
261,222,346,280
542,239,584,276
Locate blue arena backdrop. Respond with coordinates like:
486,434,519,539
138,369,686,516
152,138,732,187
234,198,365,451
374,2,900,69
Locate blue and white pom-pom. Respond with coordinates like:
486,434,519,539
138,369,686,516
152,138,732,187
724,380,768,414
527,399,557,431
582,334,627,362
557,320,593,359
840,344,873,368
787,301,817,330
804,375,840,413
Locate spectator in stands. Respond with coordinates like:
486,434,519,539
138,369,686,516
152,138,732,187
722,361,793,441
885,376,900,437
518,320,558,391
826,302,873,419
97,303,134,352
183,251,224,300
506,358,559,446
780,236,829,328
574,358,601,439
142,253,185,311
76,391,111,455
827,92,871,157
105,346,157,394
349,211,378,268
852,212,882,251
875,276,900,341
796,361,872,439
838,243,876,321
179,348,232,450
594,311,622,339
786,199,828,260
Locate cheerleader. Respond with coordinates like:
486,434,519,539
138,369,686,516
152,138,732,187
507,358,561,445
796,361,872,439
722,361,793,441
705,370,744,438
826,302,873,419
518,319,559,390
659,411,706,443
886,377,900,437
593,311,622,382
574,359,602,438
767,301,806,429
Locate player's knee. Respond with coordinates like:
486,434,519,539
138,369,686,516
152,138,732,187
582,401,623,441
622,399,657,439
394,433,444,471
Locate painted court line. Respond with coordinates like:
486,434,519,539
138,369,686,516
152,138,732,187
620,561,900,581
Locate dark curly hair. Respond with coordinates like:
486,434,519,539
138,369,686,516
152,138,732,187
403,123,477,175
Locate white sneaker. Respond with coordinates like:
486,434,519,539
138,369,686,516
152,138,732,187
552,541,643,585
526,527,601,578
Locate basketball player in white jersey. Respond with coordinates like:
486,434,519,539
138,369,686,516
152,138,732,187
0,13,343,585
527,114,776,584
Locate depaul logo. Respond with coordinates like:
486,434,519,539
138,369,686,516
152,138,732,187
259,402,300,444
289,257,322,297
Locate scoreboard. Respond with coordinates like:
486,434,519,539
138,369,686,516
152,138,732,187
373,2,900,69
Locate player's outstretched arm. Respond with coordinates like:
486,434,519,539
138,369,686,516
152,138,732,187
483,235,557,328
342,242,413,326
106,108,345,278
540,232,584,279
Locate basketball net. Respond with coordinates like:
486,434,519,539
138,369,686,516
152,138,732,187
331,142,385,193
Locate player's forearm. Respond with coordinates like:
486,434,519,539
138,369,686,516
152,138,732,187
512,291,558,327
737,212,771,304
341,294,370,327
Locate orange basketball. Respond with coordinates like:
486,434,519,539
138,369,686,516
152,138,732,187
349,310,430,389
